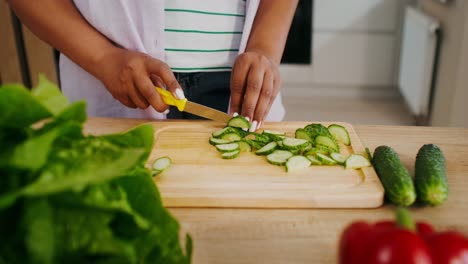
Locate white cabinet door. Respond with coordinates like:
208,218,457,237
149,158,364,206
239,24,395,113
281,0,403,88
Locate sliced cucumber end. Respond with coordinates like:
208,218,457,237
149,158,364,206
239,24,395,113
315,135,340,152
215,142,240,153
221,150,240,159
328,124,351,146
330,152,348,165
152,156,172,176
316,153,338,165
255,141,278,155
282,137,309,151
345,154,371,169
266,150,293,166
227,115,251,130
286,155,312,172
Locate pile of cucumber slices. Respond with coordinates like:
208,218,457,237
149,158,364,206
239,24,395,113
209,116,371,172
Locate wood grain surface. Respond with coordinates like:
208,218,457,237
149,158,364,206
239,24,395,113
148,121,383,208
84,118,468,264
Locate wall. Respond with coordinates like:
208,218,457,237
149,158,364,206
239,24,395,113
280,0,405,98
416,0,468,127
450,1,468,127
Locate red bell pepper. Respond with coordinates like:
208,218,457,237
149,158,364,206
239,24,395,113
339,208,468,264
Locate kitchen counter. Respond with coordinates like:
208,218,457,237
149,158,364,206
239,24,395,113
84,117,468,264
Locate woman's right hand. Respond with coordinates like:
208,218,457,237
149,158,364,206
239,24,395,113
94,48,183,112
9,0,184,112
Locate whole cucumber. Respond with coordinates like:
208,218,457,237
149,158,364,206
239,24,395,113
373,146,416,206
415,144,448,205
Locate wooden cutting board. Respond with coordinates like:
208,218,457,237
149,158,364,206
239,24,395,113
148,121,384,208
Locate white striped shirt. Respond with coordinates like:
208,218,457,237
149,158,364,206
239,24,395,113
164,0,246,72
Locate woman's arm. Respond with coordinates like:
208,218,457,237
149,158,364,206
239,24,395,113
230,0,298,130
8,0,181,111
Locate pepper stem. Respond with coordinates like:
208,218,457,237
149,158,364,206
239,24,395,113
396,207,416,231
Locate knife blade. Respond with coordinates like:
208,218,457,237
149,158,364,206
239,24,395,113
155,87,232,122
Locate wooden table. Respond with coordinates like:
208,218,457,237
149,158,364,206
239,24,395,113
84,117,468,264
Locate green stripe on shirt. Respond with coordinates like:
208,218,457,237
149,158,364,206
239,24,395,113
165,48,239,52
164,8,245,17
165,29,242,34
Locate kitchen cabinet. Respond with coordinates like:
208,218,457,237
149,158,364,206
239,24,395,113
0,2,57,87
281,0,406,97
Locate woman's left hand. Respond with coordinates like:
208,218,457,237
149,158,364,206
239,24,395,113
230,51,282,131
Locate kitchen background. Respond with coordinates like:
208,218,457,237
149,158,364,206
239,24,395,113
1,0,467,127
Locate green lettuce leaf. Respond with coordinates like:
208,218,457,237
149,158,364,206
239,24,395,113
115,169,192,264
31,74,69,115
0,76,191,263
0,84,51,130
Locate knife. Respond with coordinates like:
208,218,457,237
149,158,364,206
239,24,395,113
155,87,232,122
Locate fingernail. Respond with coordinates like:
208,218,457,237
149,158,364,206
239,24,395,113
257,121,263,129
249,120,258,132
233,112,239,117
245,116,250,122
175,88,185,99
163,109,170,115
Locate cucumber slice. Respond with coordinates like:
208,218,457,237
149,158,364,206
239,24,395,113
237,141,252,152
209,137,230,145
303,124,332,140
328,124,351,146
255,141,278,155
221,132,242,142
282,137,309,151
286,155,312,172
306,155,322,165
263,130,286,141
266,150,293,166
215,142,240,153
245,139,264,150
227,115,251,130
316,153,338,165
221,150,240,159
304,146,331,156
330,152,348,165
277,140,284,149
345,154,371,169
295,128,312,141
152,156,172,176
231,127,250,138
249,132,271,144
301,143,313,153
315,135,340,152
212,127,238,138
263,130,284,135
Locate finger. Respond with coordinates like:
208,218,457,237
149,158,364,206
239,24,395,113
128,79,150,109
146,60,184,99
230,55,250,115
261,74,282,126
122,96,137,108
115,70,139,109
150,74,166,89
134,73,168,113
253,70,276,128
241,63,265,127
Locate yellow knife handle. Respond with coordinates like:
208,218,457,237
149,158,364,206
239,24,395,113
155,87,187,111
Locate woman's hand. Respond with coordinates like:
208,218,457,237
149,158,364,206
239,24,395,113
230,51,282,131
95,48,183,112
